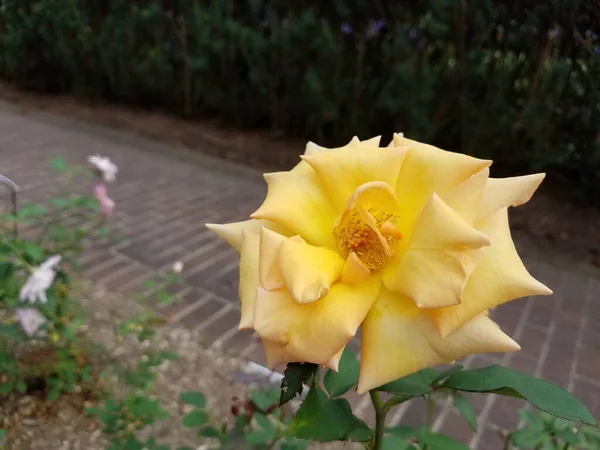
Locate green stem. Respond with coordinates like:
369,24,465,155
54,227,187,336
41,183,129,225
503,431,513,450
426,395,435,429
369,390,386,450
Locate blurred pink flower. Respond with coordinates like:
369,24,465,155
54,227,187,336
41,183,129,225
172,261,184,273
19,255,62,304
94,184,115,216
88,154,118,183
15,308,47,337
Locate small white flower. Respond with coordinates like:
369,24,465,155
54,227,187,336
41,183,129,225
15,308,47,337
172,261,184,274
88,154,118,183
19,255,62,304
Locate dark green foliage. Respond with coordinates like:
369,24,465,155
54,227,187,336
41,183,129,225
1,1,599,197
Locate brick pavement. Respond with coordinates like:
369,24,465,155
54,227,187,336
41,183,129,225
0,102,598,448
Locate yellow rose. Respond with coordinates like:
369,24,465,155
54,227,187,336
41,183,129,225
206,134,551,394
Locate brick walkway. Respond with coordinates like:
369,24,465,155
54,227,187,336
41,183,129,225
0,103,598,447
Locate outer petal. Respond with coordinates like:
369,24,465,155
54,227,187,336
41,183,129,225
476,173,546,221
206,219,286,253
259,228,286,290
383,194,490,308
253,277,381,365
392,134,492,231
304,135,381,156
251,161,337,248
239,230,260,329
262,339,344,371
279,238,345,304
440,168,490,225
431,208,553,337
357,289,520,393
302,146,407,212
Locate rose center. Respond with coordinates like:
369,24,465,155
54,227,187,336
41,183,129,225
334,208,401,271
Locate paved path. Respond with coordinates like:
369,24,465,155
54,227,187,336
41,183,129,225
0,103,598,447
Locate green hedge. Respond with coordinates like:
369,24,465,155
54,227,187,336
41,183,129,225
1,1,599,197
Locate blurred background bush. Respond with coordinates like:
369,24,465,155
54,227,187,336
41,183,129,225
1,0,598,198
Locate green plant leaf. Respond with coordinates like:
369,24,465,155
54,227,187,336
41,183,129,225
183,409,208,427
382,436,412,450
50,156,68,172
555,428,581,445
251,388,279,411
199,426,220,438
280,362,318,406
0,262,14,280
23,241,44,262
345,415,373,442
324,347,359,397
180,391,206,408
244,413,277,445
0,428,6,441
454,395,478,431
442,366,597,425
419,429,469,450
431,364,464,385
510,428,547,447
377,368,439,397
289,386,354,442
124,436,144,450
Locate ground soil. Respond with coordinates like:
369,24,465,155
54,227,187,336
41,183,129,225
0,282,356,450
1,81,599,268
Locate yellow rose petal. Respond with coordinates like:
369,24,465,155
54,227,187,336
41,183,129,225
302,145,407,212
383,193,490,308
441,167,490,224
279,238,345,304
431,207,552,337
258,228,285,291
206,219,287,253
251,161,337,248
357,289,520,394
340,253,371,284
392,134,492,232
239,230,260,329
253,277,381,365
476,173,546,221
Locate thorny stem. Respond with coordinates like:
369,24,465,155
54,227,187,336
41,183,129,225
426,395,435,429
369,391,412,449
369,390,386,450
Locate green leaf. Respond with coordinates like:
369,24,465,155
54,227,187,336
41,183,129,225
555,428,581,445
510,428,547,447
377,368,439,397
454,395,478,432
124,436,144,450
419,429,469,450
442,366,597,425
183,409,208,427
382,436,412,450
244,413,277,444
23,241,44,262
47,388,61,402
251,388,279,411
345,415,373,442
0,262,14,280
280,362,319,406
289,387,354,442
50,156,68,172
0,382,13,395
180,391,206,408
519,410,544,429
431,364,464,385
324,347,359,397
199,426,220,438
280,439,310,450
0,428,6,441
